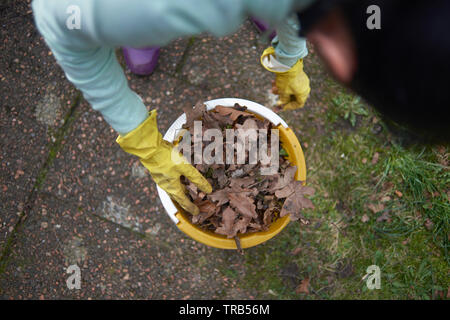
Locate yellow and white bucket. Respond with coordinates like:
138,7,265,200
157,98,306,249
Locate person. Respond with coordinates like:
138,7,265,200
32,0,449,215
122,46,161,76
298,0,449,142
123,17,274,76
32,0,311,215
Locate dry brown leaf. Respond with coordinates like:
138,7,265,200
394,190,403,198
263,207,275,227
229,176,256,189
381,182,394,192
249,222,263,231
424,218,434,230
210,111,234,127
214,105,251,121
274,184,295,199
197,199,216,214
186,182,198,199
235,118,259,130
296,278,310,294
258,119,271,130
212,167,228,188
195,164,206,173
202,111,221,130
215,207,238,238
376,211,391,223
371,152,380,165
270,166,297,191
232,216,251,235
368,203,384,214
280,181,315,221
192,200,217,224
208,189,230,206
228,193,257,219
183,102,206,129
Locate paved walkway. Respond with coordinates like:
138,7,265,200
0,1,287,299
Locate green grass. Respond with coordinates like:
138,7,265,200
330,94,368,127
232,75,449,299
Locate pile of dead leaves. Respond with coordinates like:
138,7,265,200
180,102,315,240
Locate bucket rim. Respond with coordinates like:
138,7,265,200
156,98,306,249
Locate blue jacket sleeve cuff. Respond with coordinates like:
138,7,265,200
273,14,308,67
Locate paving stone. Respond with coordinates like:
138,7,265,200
0,193,255,299
0,0,80,251
180,19,276,108
0,1,78,129
152,37,191,75
0,110,48,251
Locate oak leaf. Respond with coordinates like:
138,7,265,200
208,188,230,206
270,166,297,191
228,193,258,219
280,181,315,221
296,278,310,294
214,105,251,121
215,207,238,238
367,203,384,214
192,200,218,224
183,102,206,129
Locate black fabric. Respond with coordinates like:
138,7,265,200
298,0,450,143
297,0,344,36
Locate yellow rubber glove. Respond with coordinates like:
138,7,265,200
261,47,311,110
116,110,212,215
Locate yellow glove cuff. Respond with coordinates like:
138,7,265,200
260,47,304,75
116,110,162,160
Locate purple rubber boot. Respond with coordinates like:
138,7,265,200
250,17,276,40
122,46,160,75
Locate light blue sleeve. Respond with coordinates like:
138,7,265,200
32,0,312,135
273,14,308,67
